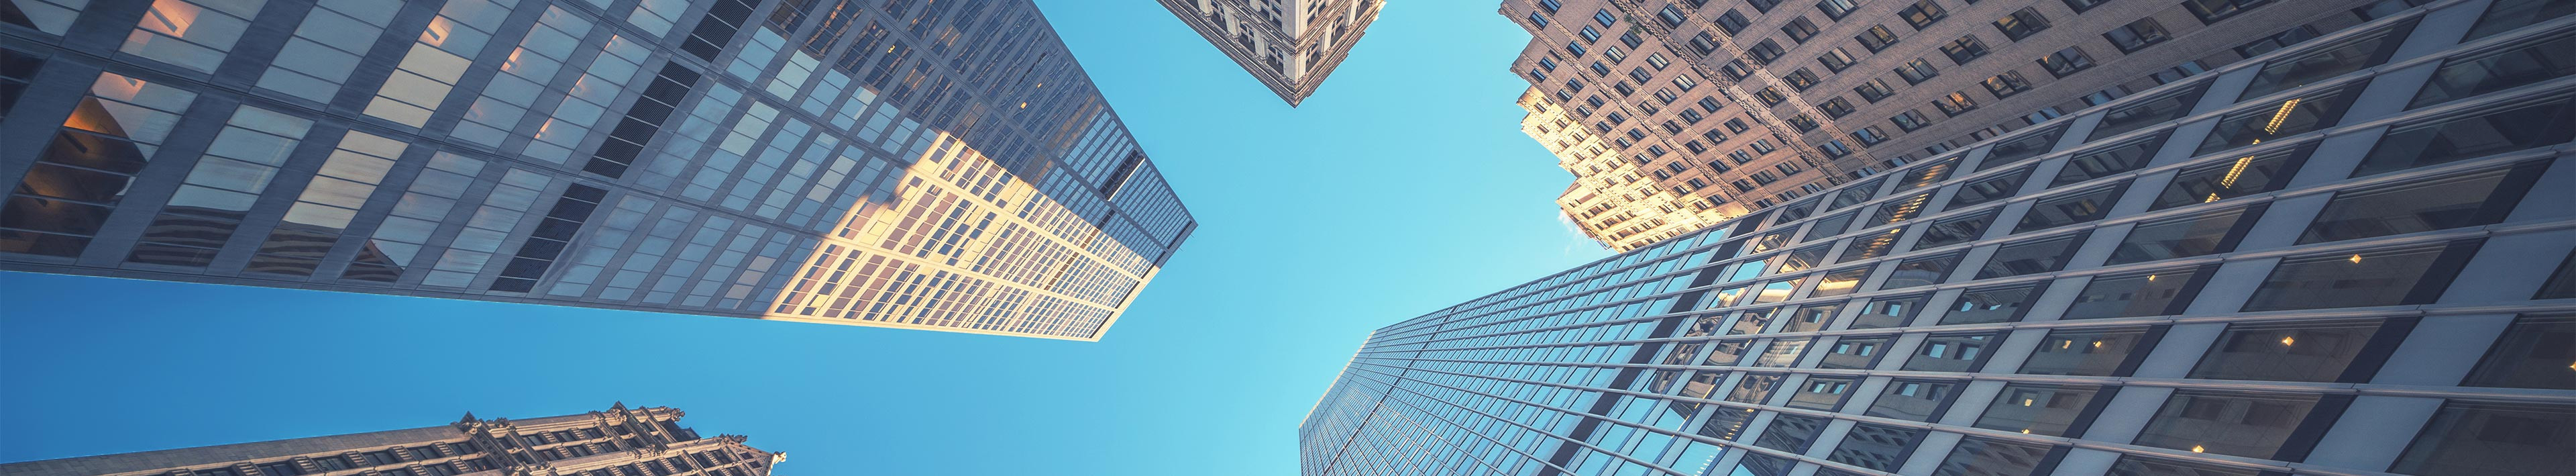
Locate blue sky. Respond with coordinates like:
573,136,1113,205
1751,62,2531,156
0,1,1612,474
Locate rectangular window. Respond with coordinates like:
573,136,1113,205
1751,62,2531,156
2104,18,2171,53
2243,240,2479,311
2023,327,2159,377
1981,70,2034,98
1883,253,1963,290
1851,295,1926,329
2410,33,2576,109
1949,169,2033,209
2464,314,2576,389
1782,17,1821,44
2152,145,2311,211
1899,0,1948,29
1992,7,2052,41
1979,126,2068,172
1827,423,1924,472
1907,332,2004,370
1754,338,1812,367
2088,85,2208,142
1974,383,2109,436
2054,134,2166,187
2065,267,2210,320
1788,376,1858,410
2239,24,2411,100
1783,303,1842,333
2038,46,2095,78
1754,414,1829,453
1939,36,1988,65
2356,99,2574,177
1817,0,1862,19
2390,400,2576,476
1856,79,1898,103
2015,182,2127,233
2190,318,2402,382
1933,437,2056,475
1859,25,1901,52
1911,210,1996,250
1891,109,1933,131
1819,335,1889,369
2112,205,2256,266
2185,0,2277,24
2140,389,2338,461
1867,193,1935,228
1866,379,1961,421
1812,267,1871,297
2300,161,2547,244
1943,284,2047,325
1933,91,1979,116
2199,85,2361,155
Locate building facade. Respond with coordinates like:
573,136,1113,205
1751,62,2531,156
0,404,779,476
1505,0,2428,250
1303,1,2576,474
1158,0,1384,105
0,0,1194,340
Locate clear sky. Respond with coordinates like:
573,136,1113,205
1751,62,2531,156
0,1,1613,475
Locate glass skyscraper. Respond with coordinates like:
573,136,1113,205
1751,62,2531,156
0,0,1193,340
1301,1,2576,474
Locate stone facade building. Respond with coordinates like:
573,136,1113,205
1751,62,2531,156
1507,0,2420,250
0,405,780,476
1158,0,1385,105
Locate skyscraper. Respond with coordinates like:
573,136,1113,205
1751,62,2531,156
1302,1,2576,474
0,0,1195,340
1157,0,1385,105
1505,0,2420,250
0,404,776,476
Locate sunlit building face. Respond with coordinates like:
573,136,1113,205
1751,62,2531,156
0,0,1193,340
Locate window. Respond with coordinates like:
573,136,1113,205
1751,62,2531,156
1933,437,2056,476
2055,134,2166,187
2239,27,2410,100
1754,414,1829,453
1827,423,1924,472
1992,8,2052,41
1981,70,2034,98
195,469,241,476
2153,146,2310,211
2151,60,2211,85
2015,183,2127,233
1858,25,1901,52
1856,79,1897,102
1784,303,1842,333
2410,33,2576,109
2192,318,2398,382
1592,8,1618,26
1818,334,1888,369
1978,126,2067,171
2540,251,2576,299
119,0,268,73
1949,169,2032,208
2300,162,2547,244
2464,314,2576,389
2238,26,2322,58
1748,39,1786,64
1943,284,2046,324
1854,126,1889,145
1817,48,1860,73
2025,326,2158,377
2184,0,2277,23
1900,1,1949,29
1890,110,1933,131
1867,193,1935,228
2038,46,2095,77
1813,267,1871,297
2108,456,2270,476
258,463,304,476
1789,376,1858,410
2242,240,2478,312
1801,214,1856,244
1525,11,1551,27
1756,338,1814,367
1939,36,1988,65
1912,210,1997,250
1785,69,1821,91
1717,10,1753,36
2139,389,2328,459
1884,253,1963,289
1538,0,1562,13
1866,379,1962,421
2390,400,2576,476
1578,26,1603,43
1844,296,1925,331
2104,18,2172,52
1818,0,1862,19
1933,91,1978,116
2108,207,2261,265
1782,17,1821,44
1908,332,2004,371
2088,86,2208,141
1974,383,2108,436
2063,0,2116,12
2357,99,2575,177
1892,158,1960,193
